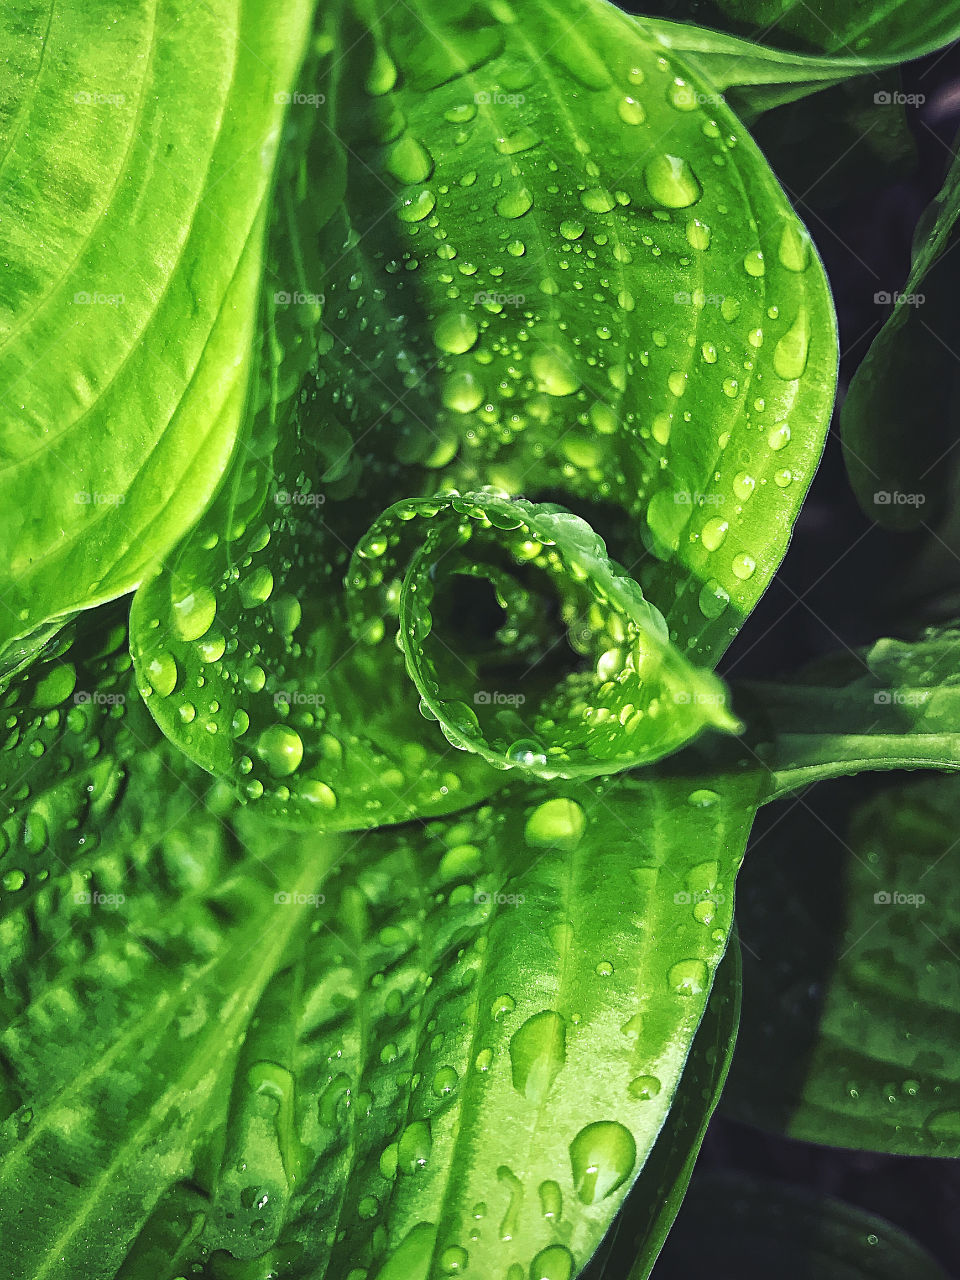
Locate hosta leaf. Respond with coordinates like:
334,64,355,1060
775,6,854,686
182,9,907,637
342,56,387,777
0,600,162,922
349,492,738,780
740,628,960,798
703,0,960,60
598,940,740,1280
841,148,960,532
131,0,835,824
0,765,763,1278
0,0,314,671
724,776,960,1157
653,1172,951,1279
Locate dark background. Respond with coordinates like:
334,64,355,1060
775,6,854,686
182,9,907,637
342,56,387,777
609,10,960,1276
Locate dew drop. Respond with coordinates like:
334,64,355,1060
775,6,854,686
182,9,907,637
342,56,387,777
773,306,811,380
509,1011,566,1102
530,1244,574,1280
778,222,811,272
618,96,645,125
434,312,479,355
700,517,728,552
569,1121,637,1204
731,552,757,580
627,1074,661,1100
385,134,434,184
495,186,534,219
644,154,702,208
524,797,587,850
743,249,765,277
146,652,178,698
257,725,304,777
669,958,709,995
171,584,217,642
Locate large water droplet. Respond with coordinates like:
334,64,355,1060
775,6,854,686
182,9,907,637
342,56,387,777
495,186,533,219
669,958,709,994
773,306,811,380
530,1244,574,1280
257,725,304,777
644,154,701,208
509,1011,566,1102
434,312,479,355
385,134,434,184
171,584,217,642
569,1121,637,1204
524,797,587,850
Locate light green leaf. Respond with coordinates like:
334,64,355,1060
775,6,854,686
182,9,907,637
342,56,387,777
653,1172,951,1278
0,0,315,671
723,776,960,1157
740,629,960,798
0,764,763,1278
841,147,960,531
131,0,835,825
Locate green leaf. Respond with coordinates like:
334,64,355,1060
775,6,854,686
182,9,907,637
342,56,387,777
0,0,314,671
702,0,960,60
0,764,763,1278
0,600,163,922
130,0,836,824
740,629,960,798
599,939,741,1280
349,492,739,780
653,1172,951,1279
723,776,960,1157
841,147,960,532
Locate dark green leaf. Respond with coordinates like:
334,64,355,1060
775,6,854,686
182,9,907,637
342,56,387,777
725,776,960,1156
841,147,960,531
0,765,763,1278
740,629,960,798
653,1171,951,1278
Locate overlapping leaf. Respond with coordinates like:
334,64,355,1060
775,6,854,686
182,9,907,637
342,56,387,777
0,749,764,1278
724,775,960,1156
0,0,314,672
130,0,836,828
653,1172,951,1278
